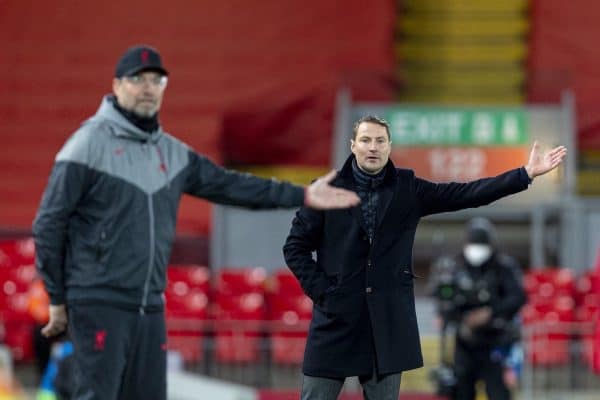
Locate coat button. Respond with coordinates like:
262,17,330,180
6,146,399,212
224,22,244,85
366,287,372,294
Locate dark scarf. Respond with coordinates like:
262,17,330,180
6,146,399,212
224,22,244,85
108,95,159,133
351,159,386,239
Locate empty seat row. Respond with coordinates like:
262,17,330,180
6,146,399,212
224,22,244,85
523,267,599,368
164,265,310,365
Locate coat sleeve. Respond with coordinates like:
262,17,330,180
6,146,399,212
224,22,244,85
414,167,530,217
184,151,305,209
32,130,95,305
492,255,527,320
283,207,332,303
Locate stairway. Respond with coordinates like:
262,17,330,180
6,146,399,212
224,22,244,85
396,0,529,104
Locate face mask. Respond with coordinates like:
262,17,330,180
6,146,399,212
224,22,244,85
463,244,492,267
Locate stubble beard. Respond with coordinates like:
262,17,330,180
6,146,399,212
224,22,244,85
133,102,159,118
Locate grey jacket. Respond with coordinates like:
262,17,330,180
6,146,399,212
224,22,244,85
33,96,304,309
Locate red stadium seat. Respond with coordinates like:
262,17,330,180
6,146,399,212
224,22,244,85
523,287,576,367
3,320,35,362
525,310,571,366
167,264,211,293
0,238,35,268
524,267,576,298
213,269,267,364
215,332,261,363
214,293,264,363
0,291,32,323
270,269,304,297
523,271,541,295
575,301,599,323
578,303,599,370
165,264,211,319
266,269,311,318
164,266,211,364
166,288,209,319
0,263,37,322
215,267,267,296
593,323,600,374
550,268,576,296
575,270,595,304
167,334,204,363
266,269,312,365
271,333,307,365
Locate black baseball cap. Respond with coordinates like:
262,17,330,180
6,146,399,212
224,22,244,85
114,45,168,78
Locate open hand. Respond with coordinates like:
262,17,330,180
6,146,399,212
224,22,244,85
305,170,360,209
524,141,567,180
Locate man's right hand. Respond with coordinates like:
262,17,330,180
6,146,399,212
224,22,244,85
41,304,68,337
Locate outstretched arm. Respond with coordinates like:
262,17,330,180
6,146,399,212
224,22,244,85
523,141,568,181
416,141,568,216
185,152,359,210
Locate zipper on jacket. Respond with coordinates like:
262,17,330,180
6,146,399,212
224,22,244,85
141,194,155,313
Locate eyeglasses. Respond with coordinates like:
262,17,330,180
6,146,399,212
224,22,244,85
122,75,168,88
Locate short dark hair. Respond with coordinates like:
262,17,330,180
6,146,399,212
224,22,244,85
352,115,391,140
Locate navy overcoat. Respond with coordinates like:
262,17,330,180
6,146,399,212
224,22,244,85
283,155,530,378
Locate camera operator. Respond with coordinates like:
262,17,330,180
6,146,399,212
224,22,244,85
430,218,526,400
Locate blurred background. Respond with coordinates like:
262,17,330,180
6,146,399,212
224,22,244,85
1,0,599,399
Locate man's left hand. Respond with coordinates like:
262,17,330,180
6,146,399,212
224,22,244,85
305,170,360,209
524,141,568,180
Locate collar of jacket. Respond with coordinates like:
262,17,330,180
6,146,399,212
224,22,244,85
337,154,397,234
337,154,396,188
91,95,163,144
351,158,387,191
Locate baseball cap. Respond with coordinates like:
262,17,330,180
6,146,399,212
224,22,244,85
114,45,168,78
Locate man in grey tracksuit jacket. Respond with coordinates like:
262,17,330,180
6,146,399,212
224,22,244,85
32,45,358,400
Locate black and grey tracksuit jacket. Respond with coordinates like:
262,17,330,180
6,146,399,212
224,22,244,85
33,95,305,311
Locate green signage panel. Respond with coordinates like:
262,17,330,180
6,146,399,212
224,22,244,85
384,108,529,146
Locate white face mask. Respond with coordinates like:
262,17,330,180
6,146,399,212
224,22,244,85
463,244,492,267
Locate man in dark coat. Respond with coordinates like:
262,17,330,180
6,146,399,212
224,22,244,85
283,115,567,399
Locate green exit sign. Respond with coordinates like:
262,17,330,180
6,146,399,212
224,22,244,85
385,108,529,146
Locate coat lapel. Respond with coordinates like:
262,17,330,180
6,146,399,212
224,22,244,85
375,159,398,232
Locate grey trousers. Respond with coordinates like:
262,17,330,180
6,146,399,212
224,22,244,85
301,373,402,400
